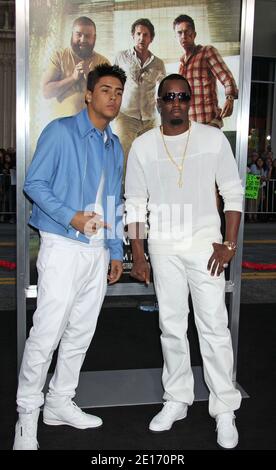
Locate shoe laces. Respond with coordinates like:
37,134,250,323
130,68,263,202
19,414,38,437
70,401,84,415
162,401,182,415
18,416,39,449
216,412,236,432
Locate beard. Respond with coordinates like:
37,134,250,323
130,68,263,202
71,38,94,59
170,118,184,126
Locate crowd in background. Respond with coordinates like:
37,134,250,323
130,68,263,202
0,147,16,223
246,145,276,221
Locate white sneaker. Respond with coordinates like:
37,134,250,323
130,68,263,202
216,412,239,449
43,399,103,429
13,409,40,450
149,401,188,432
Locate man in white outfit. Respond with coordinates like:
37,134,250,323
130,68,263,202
13,64,126,450
125,74,243,449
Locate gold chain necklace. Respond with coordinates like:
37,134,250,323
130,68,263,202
160,122,191,188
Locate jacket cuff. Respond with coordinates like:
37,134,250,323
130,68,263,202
109,243,123,262
60,207,77,230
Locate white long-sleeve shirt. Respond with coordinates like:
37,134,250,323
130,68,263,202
125,121,244,254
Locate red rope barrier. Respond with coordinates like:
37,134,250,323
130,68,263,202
0,260,275,272
242,261,276,271
0,260,16,270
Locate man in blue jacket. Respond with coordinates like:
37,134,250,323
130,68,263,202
13,64,126,450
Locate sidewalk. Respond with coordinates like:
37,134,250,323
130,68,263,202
241,222,276,303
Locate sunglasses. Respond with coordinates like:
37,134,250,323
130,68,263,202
161,92,191,103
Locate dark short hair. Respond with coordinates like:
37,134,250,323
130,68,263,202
173,14,195,31
73,16,96,30
131,18,155,39
87,63,127,92
158,74,192,97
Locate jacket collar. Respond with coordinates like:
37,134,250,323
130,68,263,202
76,108,115,145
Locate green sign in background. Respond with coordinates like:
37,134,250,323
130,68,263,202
245,174,260,200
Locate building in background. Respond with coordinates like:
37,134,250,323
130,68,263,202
0,0,15,149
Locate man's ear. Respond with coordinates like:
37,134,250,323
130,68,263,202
156,98,161,114
85,90,92,105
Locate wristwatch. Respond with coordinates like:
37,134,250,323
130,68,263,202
223,241,237,251
226,95,234,102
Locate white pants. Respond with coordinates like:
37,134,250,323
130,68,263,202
17,235,109,412
150,250,242,417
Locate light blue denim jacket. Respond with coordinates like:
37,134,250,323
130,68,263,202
24,109,124,261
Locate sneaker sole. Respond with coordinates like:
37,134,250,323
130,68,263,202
149,411,187,433
43,418,103,430
13,445,38,450
217,439,239,450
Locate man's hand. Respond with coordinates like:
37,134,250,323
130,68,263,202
72,61,89,81
108,260,123,285
70,211,110,235
130,258,151,285
207,242,235,276
220,98,234,118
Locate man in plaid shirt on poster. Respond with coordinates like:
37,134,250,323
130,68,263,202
174,14,238,129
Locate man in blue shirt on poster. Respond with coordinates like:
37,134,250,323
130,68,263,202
13,64,126,450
